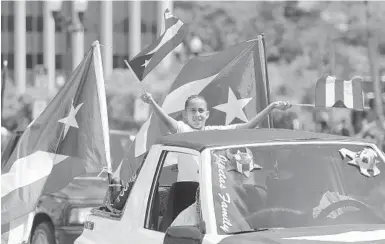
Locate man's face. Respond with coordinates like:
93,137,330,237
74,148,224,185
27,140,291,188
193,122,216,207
183,98,210,129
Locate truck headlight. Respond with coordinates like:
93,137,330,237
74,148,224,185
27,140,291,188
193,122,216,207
68,207,93,225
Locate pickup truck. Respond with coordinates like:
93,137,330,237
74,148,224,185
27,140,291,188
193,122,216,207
75,129,385,244
1,130,134,244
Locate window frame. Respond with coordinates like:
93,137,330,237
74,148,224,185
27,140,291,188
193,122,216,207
143,146,200,231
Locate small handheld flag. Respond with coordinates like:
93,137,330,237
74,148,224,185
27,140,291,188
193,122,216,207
127,9,189,82
293,75,369,111
315,75,365,110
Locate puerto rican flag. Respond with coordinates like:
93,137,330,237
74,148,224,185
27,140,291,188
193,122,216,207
1,42,111,244
128,9,189,81
119,36,271,181
315,76,365,110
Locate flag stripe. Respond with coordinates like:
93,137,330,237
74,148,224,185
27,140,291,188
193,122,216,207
334,78,344,106
164,12,179,30
163,73,220,115
1,176,46,225
1,151,68,198
325,76,336,107
2,212,34,244
343,79,353,108
352,77,364,109
151,19,182,55
315,76,326,107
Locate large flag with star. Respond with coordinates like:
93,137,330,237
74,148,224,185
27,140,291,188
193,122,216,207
119,36,271,180
1,41,111,243
128,9,189,81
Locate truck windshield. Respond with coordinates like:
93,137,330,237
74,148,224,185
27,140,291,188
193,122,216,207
210,143,385,234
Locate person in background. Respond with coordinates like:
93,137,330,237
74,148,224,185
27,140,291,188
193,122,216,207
337,119,353,136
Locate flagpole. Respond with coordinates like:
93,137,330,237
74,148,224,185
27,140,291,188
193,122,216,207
2,60,7,121
92,41,112,173
261,33,273,128
124,59,148,94
92,40,116,211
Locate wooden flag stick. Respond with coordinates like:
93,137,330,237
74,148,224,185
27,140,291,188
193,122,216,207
292,103,315,108
124,59,148,94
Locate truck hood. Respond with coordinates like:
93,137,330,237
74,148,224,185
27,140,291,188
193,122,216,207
215,225,385,244
49,176,108,201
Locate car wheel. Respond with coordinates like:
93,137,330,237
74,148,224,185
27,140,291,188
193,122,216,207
31,222,56,244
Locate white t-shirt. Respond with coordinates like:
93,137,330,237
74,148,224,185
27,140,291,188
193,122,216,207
175,121,239,182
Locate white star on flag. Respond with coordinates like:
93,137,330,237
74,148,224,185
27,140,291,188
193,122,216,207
213,87,252,125
58,102,83,139
142,59,151,68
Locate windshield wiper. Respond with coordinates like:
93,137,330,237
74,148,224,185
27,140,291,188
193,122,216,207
230,228,274,234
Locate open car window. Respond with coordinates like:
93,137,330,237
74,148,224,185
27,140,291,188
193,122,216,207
210,143,385,234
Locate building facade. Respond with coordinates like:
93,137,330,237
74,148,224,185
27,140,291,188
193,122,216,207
1,0,171,95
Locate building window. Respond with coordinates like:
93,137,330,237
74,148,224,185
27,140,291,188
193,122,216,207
1,16,14,32
55,54,63,70
55,22,63,32
26,54,33,69
8,16,14,32
141,22,147,34
5,54,14,70
1,54,6,67
113,55,120,68
113,55,128,68
151,23,157,35
123,18,129,33
26,16,33,32
37,16,43,32
1,16,6,32
37,54,43,65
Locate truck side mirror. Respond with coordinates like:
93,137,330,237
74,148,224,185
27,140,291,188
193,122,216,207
163,225,203,244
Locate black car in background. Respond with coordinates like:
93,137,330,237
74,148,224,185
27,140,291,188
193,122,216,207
1,130,134,244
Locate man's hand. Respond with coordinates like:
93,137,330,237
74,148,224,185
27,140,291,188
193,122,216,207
141,92,155,104
272,101,292,111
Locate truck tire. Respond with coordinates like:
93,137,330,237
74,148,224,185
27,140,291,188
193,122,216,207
31,222,56,244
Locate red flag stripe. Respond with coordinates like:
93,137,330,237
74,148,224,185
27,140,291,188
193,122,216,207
334,78,344,106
